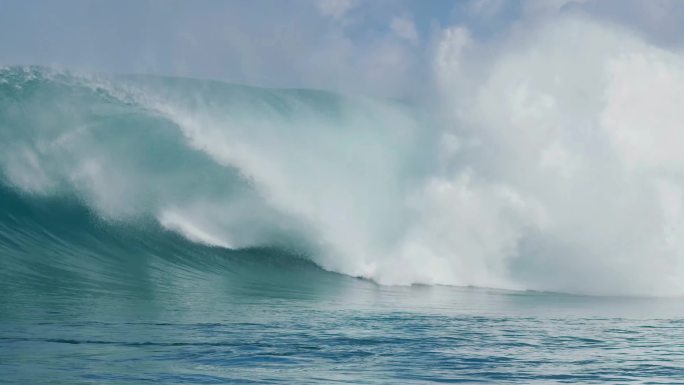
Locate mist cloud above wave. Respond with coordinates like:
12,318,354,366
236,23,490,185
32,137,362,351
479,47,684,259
425,15,684,295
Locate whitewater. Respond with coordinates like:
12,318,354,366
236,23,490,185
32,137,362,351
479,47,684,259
3,18,684,296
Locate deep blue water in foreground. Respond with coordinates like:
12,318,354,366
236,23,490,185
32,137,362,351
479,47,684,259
3,274,684,384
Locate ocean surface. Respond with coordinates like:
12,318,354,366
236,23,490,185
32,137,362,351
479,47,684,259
2,66,684,384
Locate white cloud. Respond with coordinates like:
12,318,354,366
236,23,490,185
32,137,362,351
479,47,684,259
316,0,358,20
390,16,418,45
435,26,471,83
467,0,506,18
522,0,588,16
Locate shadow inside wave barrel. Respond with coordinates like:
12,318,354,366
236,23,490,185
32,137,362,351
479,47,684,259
0,184,363,322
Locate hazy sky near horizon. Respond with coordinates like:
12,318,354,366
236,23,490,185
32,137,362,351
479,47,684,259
1,0,684,98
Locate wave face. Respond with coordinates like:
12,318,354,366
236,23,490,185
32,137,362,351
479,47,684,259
0,66,434,293
4,14,684,298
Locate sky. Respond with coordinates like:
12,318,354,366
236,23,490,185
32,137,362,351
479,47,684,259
1,0,684,98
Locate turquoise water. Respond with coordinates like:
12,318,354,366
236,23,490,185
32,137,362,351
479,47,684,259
2,67,684,383
4,296,684,384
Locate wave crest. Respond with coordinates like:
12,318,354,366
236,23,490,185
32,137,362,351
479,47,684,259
4,15,684,297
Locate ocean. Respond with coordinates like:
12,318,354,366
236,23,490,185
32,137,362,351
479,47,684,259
1,66,684,384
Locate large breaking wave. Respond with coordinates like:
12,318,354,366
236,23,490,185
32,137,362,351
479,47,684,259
3,17,684,296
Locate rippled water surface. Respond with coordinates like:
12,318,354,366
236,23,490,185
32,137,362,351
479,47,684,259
3,269,684,384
